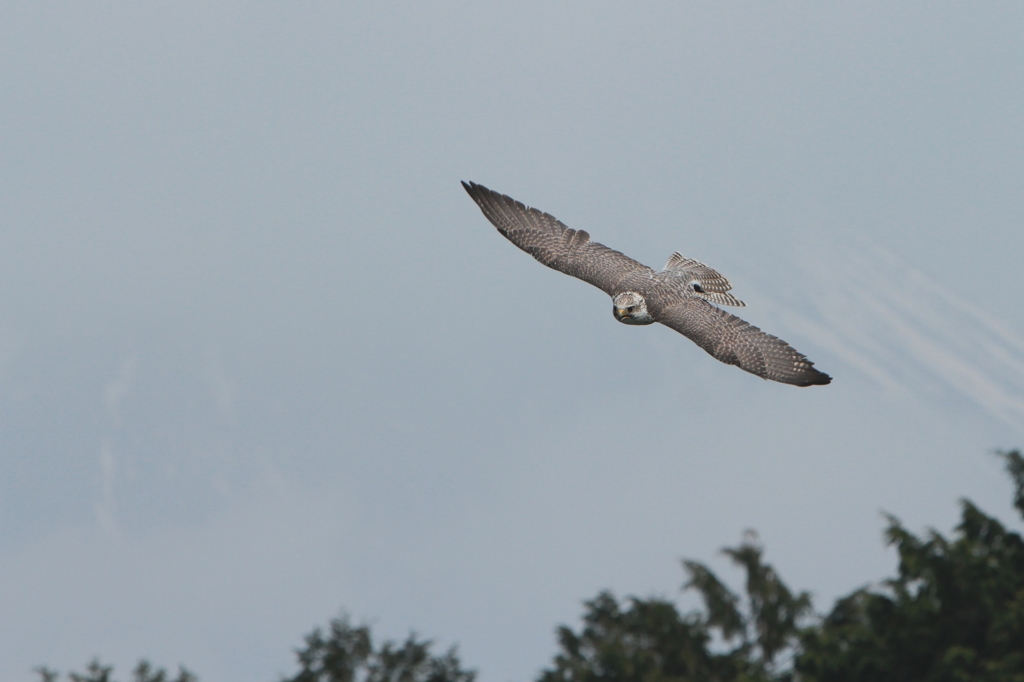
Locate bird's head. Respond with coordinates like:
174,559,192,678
613,292,654,325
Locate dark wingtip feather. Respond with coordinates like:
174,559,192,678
462,181,504,212
461,180,489,199
797,369,832,387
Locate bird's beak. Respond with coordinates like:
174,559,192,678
614,308,627,320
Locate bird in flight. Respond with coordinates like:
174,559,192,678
462,181,831,387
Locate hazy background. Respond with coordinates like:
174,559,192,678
2,3,1023,680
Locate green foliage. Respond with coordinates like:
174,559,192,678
537,591,724,682
796,450,1024,682
693,533,813,667
1006,449,1024,518
541,451,1024,682
33,450,1024,682
681,561,744,642
539,534,807,682
35,659,196,682
282,613,475,682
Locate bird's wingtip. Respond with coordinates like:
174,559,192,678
799,371,832,387
462,180,487,202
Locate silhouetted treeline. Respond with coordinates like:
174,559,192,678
40,451,1024,682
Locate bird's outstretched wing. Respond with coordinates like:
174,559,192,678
655,299,832,386
462,181,652,295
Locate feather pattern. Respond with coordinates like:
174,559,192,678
462,181,652,295
664,252,735,294
653,298,832,386
695,291,746,308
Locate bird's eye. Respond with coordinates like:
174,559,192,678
627,305,635,313
691,283,704,293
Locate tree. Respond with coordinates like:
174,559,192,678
537,590,725,682
35,659,196,682
36,450,1024,682
539,451,1024,682
795,450,1024,682
282,613,475,682
685,531,812,672
33,616,472,682
538,533,809,682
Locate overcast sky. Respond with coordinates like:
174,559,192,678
2,3,1024,681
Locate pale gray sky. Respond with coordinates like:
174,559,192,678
2,3,1023,681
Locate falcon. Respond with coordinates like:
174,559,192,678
462,181,831,387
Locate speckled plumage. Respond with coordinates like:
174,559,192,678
462,181,831,387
